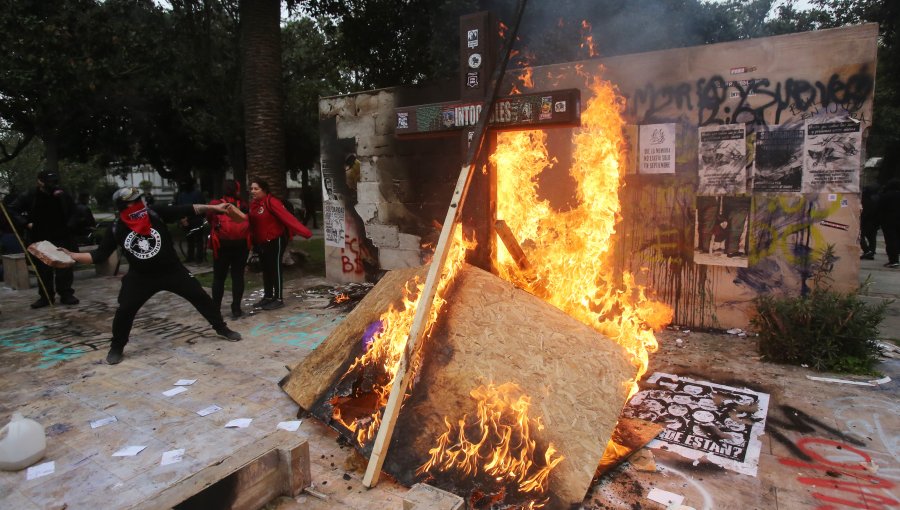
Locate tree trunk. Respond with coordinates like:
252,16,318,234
240,0,287,198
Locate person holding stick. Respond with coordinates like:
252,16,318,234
64,187,241,364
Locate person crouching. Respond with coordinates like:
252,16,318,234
64,187,242,364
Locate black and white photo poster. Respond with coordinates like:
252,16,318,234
324,200,346,248
639,123,676,174
802,117,861,193
622,372,770,476
698,125,747,194
753,124,804,192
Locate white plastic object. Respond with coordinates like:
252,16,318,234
0,412,47,471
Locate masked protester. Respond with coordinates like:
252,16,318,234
208,180,250,318
64,187,241,365
8,170,79,308
247,178,312,310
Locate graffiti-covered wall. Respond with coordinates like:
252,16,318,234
318,23,878,329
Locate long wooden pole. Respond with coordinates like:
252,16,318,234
362,1,529,488
0,200,54,305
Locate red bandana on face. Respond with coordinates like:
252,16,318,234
120,201,152,236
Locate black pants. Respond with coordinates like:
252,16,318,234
860,214,879,254
185,230,206,262
258,237,286,300
34,239,77,301
212,242,249,311
884,222,900,264
111,267,226,347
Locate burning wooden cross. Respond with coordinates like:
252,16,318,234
363,3,581,488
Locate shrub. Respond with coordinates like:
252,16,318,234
752,245,888,374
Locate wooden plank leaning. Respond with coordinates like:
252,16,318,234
362,0,529,488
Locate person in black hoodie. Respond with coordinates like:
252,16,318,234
64,187,241,364
878,179,900,268
8,170,80,308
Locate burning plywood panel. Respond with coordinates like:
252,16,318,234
282,264,636,508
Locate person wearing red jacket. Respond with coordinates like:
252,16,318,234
208,179,251,318
248,178,312,310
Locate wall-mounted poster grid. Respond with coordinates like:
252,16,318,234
698,124,747,195
622,372,770,476
802,116,861,193
752,122,804,192
323,200,346,248
639,123,676,174
694,195,751,267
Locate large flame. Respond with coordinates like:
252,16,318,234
331,226,474,445
417,383,564,508
492,74,673,395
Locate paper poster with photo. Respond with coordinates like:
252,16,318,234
752,124,804,192
802,117,861,193
639,123,676,174
324,200,346,248
622,372,770,476
694,195,751,267
698,125,747,194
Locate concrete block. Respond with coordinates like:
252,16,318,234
375,156,407,178
379,247,423,270
375,90,395,112
365,224,399,249
375,113,396,136
356,135,395,157
354,203,378,224
356,181,385,205
398,233,422,251
360,159,379,183
402,483,463,510
336,116,375,140
354,93,382,116
319,96,356,119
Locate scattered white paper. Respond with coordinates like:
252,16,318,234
162,386,188,397
160,448,185,466
174,379,196,386
224,418,252,429
648,487,685,508
277,420,302,432
26,461,55,480
90,416,118,429
196,405,222,417
112,445,147,457
805,375,890,386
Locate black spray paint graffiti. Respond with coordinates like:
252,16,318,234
766,405,866,462
628,66,874,126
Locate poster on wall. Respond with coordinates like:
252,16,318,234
639,123,676,174
622,372,770,476
694,195,751,267
698,124,747,194
752,124,804,192
324,200,346,248
801,117,861,193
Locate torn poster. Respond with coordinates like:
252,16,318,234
802,117,861,193
324,200,346,248
639,123,676,174
752,124,804,192
622,372,770,476
698,124,747,195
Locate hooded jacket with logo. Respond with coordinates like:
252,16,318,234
90,205,196,274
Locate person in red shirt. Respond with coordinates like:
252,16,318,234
248,178,312,310
208,179,251,318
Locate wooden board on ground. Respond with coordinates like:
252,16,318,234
282,264,636,507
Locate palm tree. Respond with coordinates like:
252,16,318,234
240,0,286,197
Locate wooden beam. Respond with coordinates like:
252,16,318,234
494,219,531,270
131,431,310,510
362,0,529,488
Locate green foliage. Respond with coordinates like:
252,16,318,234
752,246,888,374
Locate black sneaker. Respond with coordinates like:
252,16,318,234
252,297,274,309
30,297,53,309
106,344,125,365
260,299,284,311
60,295,80,305
861,252,875,260
215,327,242,342
231,307,244,319
885,262,900,268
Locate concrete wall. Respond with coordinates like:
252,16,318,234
318,24,878,328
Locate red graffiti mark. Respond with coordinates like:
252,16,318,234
778,438,898,509
341,234,364,275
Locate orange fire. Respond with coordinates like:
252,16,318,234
417,383,563,507
580,20,598,57
331,226,473,445
334,293,349,304
492,73,673,396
